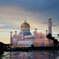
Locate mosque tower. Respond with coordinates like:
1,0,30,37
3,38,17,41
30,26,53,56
10,31,13,45
46,30,48,36
48,18,52,35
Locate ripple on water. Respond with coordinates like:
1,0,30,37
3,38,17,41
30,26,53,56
1,51,59,59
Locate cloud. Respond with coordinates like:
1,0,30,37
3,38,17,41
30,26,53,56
0,0,59,11
0,0,59,43
0,24,5,27
0,22,19,30
0,5,59,32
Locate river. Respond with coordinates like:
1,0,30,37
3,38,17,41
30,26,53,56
0,51,59,59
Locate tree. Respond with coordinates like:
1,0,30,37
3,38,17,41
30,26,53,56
0,42,5,49
46,34,52,46
58,34,59,36
31,44,34,47
46,34,52,39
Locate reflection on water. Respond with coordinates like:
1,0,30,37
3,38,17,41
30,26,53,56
0,51,59,59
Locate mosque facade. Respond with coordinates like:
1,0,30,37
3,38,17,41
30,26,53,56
10,19,53,47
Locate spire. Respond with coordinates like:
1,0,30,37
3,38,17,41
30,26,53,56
24,19,26,23
48,18,52,21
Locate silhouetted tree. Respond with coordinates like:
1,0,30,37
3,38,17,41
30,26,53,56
0,42,5,49
0,42,5,55
31,44,34,47
47,34,59,47
58,34,59,36
54,39,58,46
46,34,52,46
46,34,52,39
51,37,55,40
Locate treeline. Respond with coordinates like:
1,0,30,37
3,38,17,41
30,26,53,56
0,42,5,50
0,42,10,51
46,34,59,46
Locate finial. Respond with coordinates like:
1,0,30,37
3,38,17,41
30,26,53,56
10,31,12,33
35,28,37,30
24,19,26,23
48,18,52,21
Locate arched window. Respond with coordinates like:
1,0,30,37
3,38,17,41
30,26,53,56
39,37,43,39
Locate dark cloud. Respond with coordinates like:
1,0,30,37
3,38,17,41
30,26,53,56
0,0,59,17
0,0,59,11
0,0,59,29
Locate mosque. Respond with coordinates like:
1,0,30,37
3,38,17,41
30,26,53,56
10,19,53,47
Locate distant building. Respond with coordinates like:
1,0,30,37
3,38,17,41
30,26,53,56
10,19,53,47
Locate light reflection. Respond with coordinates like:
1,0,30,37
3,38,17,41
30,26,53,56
1,51,59,59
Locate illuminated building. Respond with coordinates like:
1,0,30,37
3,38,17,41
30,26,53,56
10,19,53,47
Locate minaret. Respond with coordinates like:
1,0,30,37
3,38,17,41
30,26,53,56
48,18,52,35
35,28,37,32
35,28,38,40
46,30,48,36
10,31,13,45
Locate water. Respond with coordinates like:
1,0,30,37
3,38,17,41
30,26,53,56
0,51,59,59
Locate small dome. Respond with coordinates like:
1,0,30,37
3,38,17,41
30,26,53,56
21,20,30,28
21,22,30,27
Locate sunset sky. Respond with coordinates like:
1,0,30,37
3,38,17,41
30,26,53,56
0,0,59,44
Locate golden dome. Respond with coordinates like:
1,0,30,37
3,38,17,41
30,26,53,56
21,20,30,28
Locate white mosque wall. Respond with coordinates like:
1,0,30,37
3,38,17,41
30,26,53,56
24,35,35,38
33,33,50,47
17,41,33,47
11,23,53,47
12,32,54,47
13,39,17,47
